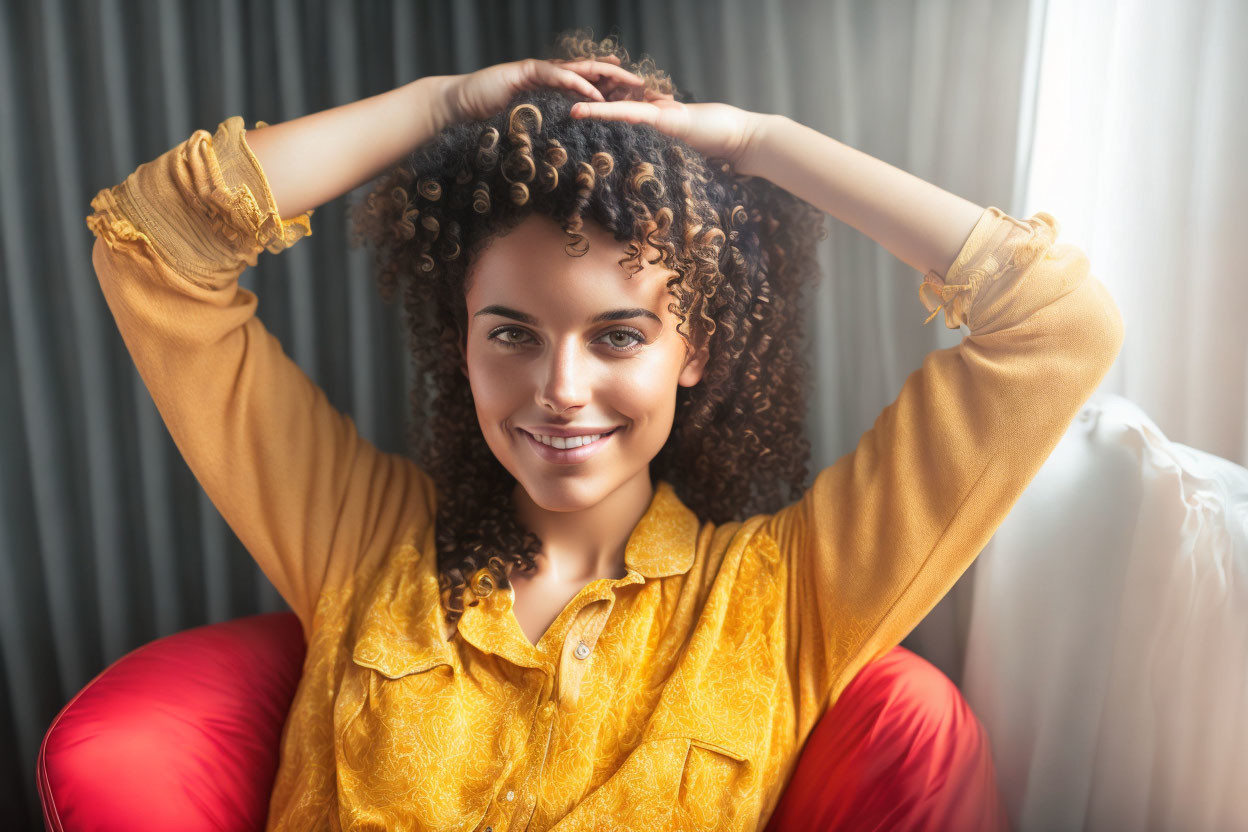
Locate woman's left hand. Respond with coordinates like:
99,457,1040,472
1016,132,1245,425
567,77,767,175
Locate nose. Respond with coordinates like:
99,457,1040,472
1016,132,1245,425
537,337,590,414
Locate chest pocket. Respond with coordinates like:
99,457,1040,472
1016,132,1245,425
557,731,752,829
649,731,754,827
334,639,500,832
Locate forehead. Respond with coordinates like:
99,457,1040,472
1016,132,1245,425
466,214,677,317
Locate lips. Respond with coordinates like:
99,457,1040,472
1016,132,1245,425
519,426,620,464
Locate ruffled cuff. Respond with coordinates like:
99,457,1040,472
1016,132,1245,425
220,116,314,254
919,206,1059,332
85,115,313,288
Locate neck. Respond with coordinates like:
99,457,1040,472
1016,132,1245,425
510,470,654,583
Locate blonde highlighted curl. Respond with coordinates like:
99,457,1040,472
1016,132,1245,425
348,29,826,631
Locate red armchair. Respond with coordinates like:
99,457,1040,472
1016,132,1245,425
37,612,1007,831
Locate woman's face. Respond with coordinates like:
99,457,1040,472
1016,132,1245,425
463,213,710,512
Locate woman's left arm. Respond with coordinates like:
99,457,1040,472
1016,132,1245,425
737,114,985,279
571,93,983,278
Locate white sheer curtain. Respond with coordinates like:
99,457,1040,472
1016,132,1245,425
1022,0,1248,465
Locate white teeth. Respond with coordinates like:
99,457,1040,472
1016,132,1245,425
532,431,607,449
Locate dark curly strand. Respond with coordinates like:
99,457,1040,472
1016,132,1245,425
348,30,827,631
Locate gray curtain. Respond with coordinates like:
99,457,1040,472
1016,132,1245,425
0,0,1035,826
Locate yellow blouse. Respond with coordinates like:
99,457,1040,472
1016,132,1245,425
86,115,1124,831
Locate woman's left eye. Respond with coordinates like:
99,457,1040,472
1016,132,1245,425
600,328,645,351
487,327,645,352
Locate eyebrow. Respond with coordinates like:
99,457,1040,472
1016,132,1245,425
472,304,662,326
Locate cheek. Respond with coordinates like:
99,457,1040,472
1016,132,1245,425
465,355,520,424
609,369,674,414
605,357,682,437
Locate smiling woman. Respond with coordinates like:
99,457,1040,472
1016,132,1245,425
461,212,715,642
80,16,1119,827
466,209,711,571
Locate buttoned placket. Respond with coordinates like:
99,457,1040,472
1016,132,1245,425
510,689,559,830
477,579,629,832
474,666,557,832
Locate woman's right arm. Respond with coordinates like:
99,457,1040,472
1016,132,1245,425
246,57,636,217
244,75,453,218
85,76,462,640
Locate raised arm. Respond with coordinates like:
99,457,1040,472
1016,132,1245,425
248,58,639,217
245,76,452,218
739,114,987,282
569,96,985,283
739,115,1124,713
85,76,450,638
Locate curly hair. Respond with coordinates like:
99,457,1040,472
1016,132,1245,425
348,30,826,630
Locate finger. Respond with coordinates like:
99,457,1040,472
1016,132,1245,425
534,61,606,102
558,59,644,86
547,57,642,89
569,100,658,126
552,55,625,69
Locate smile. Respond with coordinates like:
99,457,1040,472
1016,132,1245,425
519,427,621,464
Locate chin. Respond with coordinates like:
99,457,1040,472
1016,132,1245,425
515,474,611,512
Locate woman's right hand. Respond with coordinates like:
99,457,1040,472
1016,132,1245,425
435,57,646,128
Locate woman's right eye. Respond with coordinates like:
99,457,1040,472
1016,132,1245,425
488,326,531,348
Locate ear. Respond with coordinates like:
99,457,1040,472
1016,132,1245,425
677,338,711,388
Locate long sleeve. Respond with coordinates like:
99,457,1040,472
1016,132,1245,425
763,206,1125,714
86,116,435,640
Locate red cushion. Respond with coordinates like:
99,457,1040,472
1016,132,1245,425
38,618,1005,831
765,646,1010,832
37,612,305,832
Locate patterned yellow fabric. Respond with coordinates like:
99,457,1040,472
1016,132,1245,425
86,117,1124,831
